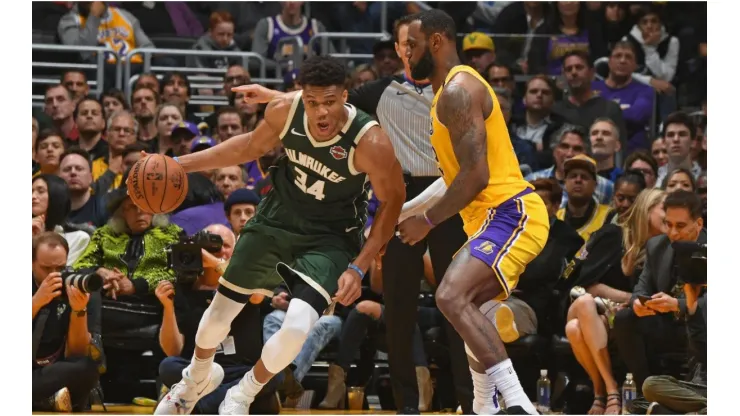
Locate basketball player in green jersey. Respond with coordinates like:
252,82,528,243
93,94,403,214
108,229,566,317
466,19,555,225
154,56,405,415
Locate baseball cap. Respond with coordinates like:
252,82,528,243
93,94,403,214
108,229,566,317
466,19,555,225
224,188,261,213
564,154,598,179
171,121,199,138
190,136,217,153
462,32,495,53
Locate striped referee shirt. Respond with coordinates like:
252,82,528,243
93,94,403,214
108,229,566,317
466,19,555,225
348,74,439,177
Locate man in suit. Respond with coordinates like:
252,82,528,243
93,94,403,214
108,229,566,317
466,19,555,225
612,190,706,393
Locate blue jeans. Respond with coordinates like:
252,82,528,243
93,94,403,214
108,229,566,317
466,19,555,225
159,357,280,414
263,309,343,381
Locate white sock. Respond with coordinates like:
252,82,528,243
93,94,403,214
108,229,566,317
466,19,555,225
470,368,501,414
187,354,214,384
487,359,538,414
239,368,266,400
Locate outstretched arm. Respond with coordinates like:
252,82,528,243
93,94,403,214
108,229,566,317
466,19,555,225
175,93,294,173
424,76,489,226
353,126,406,272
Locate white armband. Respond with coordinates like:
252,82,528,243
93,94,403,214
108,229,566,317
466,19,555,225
398,177,448,223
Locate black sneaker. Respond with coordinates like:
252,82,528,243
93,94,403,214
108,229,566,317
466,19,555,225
398,406,420,414
495,405,540,415
647,401,673,415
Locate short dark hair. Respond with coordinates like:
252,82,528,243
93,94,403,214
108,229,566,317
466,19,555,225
562,50,592,68
60,146,93,169
61,69,87,82
73,96,103,121
615,169,647,192
45,84,73,100
624,149,658,176
393,14,416,41
525,74,556,92
483,61,513,78
216,106,241,121
663,190,702,220
35,128,65,153
415,9,457,41
122,141,149,158
33,231,69,262
531,178,563,207
298,56,347,89
662,111,697,140
100,88,129,110
611,40,638,56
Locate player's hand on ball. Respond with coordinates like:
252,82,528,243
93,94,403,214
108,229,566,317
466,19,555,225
397,215,432,246
334,270,362,306
231,84,279,104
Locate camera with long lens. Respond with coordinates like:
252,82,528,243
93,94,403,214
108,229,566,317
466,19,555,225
60,268,104,294
672,241,707,285
167,231,224,285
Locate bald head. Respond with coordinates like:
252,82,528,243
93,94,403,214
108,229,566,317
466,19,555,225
205,224,236,260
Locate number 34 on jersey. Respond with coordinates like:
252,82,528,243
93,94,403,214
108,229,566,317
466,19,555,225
285,148,348,201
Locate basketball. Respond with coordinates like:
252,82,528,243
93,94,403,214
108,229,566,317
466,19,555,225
127,154,188,214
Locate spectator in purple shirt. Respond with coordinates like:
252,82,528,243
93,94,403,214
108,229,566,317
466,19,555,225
528,1,608,76
592,42,655,153
169,173,230,236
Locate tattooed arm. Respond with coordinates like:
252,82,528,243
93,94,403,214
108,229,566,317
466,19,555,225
424,74,490,226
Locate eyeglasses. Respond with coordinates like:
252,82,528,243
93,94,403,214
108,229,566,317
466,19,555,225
110,126,135,135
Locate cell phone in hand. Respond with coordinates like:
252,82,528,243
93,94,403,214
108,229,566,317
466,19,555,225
637,295,652,305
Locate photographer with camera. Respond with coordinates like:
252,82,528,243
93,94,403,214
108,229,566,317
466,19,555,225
32,232,101,412
612,190,706,406
156,224,280,414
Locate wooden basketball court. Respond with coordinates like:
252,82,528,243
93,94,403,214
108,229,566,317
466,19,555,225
32,405,431,414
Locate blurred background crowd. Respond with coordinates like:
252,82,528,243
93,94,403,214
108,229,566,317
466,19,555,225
31,1,707,414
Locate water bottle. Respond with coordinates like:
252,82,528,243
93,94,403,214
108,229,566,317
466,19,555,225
622,373,636,415
536,369,551,413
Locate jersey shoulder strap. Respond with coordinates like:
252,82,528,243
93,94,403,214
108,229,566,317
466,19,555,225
278,91,305,140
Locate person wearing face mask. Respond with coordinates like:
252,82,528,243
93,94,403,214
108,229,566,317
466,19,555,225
612,190,706,405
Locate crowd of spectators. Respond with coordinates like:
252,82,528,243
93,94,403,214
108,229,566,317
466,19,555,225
32,2,707,414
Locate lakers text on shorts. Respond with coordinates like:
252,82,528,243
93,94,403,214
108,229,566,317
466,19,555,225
463,189,549,300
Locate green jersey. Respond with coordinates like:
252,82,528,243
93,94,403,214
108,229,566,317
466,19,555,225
265,91,379,235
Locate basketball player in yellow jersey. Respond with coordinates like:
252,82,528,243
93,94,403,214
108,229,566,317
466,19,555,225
397,10,549,415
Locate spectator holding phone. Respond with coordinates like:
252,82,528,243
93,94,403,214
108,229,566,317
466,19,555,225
562,188,665,414
612,190,706,399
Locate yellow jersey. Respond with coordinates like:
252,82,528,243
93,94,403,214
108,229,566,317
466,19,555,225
430,65,532,236
556,203,611,242
77,7,142,64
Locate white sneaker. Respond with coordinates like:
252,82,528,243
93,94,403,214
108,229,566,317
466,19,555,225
154,363,225,415
218,383,254,415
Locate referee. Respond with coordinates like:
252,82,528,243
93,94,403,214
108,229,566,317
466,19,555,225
232,16,474,413
348,16,473,414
